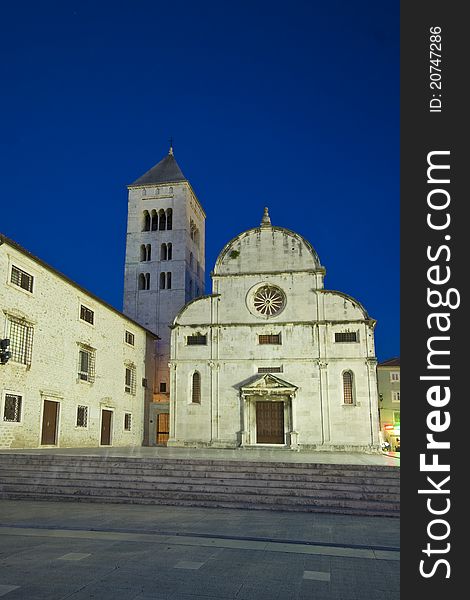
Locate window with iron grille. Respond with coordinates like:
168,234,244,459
124,413,132,431
257,366,283,374
343,371,354,405
335,332,358,343
192,372,201,404
3,394,22,422
125,365,136,395
76,405,88,427
258,334,281,345
80,305,94,325
125,330,135,346
10,265,34,293
186,334,207,345
7,317,34,365
78,347,95,383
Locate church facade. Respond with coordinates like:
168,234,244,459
167,209,381,451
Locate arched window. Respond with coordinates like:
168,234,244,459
140,245,146,262
160,272,166,289
166,272,172,289
161,243,167,261
189,280,193,297
146,244,151,261
166,208,173,230
343,371,354,405
192,372,201,404
189,252,193,268
142,211,150,232
151,210,158,231
138,273,146,290
167,243,172,260
145,273,150,290
158,209,166,231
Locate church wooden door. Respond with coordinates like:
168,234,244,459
156,413,169,445
41,400,59,445
100,410,112,445
256,401,284,444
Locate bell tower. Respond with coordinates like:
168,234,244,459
123,147,205,440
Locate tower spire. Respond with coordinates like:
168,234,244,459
261,207,272,227
168,137,174,155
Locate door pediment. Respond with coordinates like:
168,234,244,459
240,373,298,396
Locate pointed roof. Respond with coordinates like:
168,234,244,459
130,150,187,186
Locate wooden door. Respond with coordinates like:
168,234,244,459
41,400,58,445
256,401,284,444
100,410,112,445
156,413,169,445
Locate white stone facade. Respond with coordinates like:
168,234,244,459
169,211,380,451
0,236,156,449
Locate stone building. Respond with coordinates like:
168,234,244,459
168,209,381,451
123,148,205,445
377,357,400,451
0,234,156,449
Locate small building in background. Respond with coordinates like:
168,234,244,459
0,234,156,449
377,357,400,452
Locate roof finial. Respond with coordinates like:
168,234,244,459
168,136,174,155
261,206,271,227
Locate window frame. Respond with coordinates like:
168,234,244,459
392,390,401,403
125,364,137,395
6,316,34,366
335,331,358,343
76,405,89,428
191,371,201,404
10,265,34,293
186,334,207,346
79,304,95,326
258,334,282,345
125,330,135,346
342,371,355,405
390,371,400,382
124,412,132,431
2,392,23,424
78,345,96,383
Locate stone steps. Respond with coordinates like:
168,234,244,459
0,469,399,494
0,453,400,517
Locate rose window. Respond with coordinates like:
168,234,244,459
253,286,285,317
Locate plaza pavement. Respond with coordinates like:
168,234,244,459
0,497,399,600
0,448,399,598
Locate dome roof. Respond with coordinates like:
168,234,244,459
213,208,323,276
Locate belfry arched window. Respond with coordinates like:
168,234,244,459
158,209,166,231
343,371,354,405
166,208,173,230
192,371,201,404
166,272,172,289
161,243,167,261
140,245,146,262
167,243,172,260
160,272,166,289
139,273,150,290
146,244,151,261
142,211,150,232
151,210,158,231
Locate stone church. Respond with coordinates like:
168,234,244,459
123,149,381,451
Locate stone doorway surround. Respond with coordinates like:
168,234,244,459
239,374,298,449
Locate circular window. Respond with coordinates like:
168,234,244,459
253,285,286,317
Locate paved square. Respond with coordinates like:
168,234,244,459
303,570,331,581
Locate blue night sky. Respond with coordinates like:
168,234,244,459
0,1,399,362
